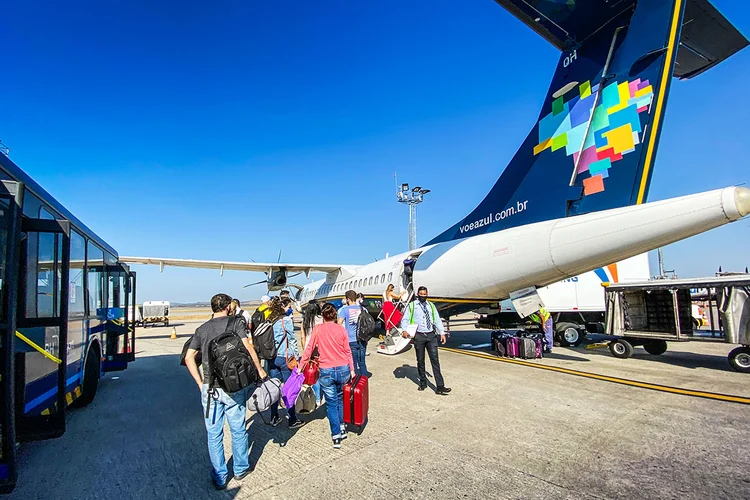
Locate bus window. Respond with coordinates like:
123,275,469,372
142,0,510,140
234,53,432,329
69,231,85,316
87,242,105,316
104,251,117,266
25,231,62,318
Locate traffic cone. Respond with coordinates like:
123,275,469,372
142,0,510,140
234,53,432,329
170,327,177,339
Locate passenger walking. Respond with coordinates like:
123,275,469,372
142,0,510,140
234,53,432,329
301,300,323,405
183,293,267,490
299,303,355,449
268,298,304,429
231,298,252,325
529,308,554,353
383,283,404,303
400,286,451,395
338,290,368,376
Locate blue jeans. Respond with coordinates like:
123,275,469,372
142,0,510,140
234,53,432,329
312,380,321,403
268,357,298,423
319,365,351,439
201,385,250,485
350,340,368,376
543,318,554,352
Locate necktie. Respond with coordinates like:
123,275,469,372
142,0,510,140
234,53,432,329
421,302,432,331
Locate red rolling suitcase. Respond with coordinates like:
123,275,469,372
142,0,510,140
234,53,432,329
343,374,369,431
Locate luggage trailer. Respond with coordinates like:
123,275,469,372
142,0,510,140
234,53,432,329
603,275,750,372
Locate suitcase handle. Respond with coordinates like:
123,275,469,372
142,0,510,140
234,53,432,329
349,374,363,402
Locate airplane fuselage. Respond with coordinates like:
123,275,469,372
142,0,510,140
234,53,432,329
300,187,750,318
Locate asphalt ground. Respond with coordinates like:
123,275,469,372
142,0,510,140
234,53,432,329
9,318,750,499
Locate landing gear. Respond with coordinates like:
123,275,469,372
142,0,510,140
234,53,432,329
728,346,750,373
643,340,668,355
609,339,634,359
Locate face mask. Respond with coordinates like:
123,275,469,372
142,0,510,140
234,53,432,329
418,295,427,303
286,308,293,316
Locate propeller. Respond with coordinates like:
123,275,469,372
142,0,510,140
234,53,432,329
241,250,304,289
243,279,269,288
241,271,303,288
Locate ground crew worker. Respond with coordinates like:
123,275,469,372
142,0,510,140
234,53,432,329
529,308,554,353
400,286,451,395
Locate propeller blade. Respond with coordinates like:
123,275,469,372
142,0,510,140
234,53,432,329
243,279,268,288
277,249,282,263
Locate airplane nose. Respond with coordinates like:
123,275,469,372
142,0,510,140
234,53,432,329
736,187,750,218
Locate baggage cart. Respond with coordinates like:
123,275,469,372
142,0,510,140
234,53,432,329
603,275,750,372
141,300,170,327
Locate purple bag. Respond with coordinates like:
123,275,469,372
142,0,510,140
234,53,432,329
281,368,305,409
535,338,543,359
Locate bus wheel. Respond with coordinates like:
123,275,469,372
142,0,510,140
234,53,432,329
643,340,668,355
75,346,101,407
609,339,633,359
728,346,750,373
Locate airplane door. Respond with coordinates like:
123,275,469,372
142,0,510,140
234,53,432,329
15,216,71,442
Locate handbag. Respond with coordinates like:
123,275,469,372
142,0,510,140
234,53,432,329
249,378,282,413
301,325,320,384
285,335,298,371
281,368,305,409
303,356,319,385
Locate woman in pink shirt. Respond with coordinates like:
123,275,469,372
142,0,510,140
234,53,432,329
299,303,355,449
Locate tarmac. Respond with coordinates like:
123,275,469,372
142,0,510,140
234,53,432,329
9,316,750,499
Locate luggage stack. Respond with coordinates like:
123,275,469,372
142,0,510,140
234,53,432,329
491,330,543,359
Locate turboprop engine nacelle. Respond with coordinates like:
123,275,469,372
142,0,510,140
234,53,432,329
267,269,288,291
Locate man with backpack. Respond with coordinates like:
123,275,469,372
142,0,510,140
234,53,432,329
184,293,267,490
338,290,368,376
400,286,451,395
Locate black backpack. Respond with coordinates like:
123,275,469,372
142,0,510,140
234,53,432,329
356,306,376,342
252,320,278,360
205,318,259,416
249,307,278,360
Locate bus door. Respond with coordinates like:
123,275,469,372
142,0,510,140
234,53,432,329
102,264,134,371
15,215,70,442
0,181,23,493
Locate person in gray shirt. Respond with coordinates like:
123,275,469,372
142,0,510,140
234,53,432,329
184,293,266,490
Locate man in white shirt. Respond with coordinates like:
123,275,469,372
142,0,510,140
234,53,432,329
400,286,451,395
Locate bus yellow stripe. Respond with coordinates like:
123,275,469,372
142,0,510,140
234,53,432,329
15,331,62,364
440,346,750,405
636,0,683,204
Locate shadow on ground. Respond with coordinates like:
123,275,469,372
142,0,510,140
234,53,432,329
9,353,268,499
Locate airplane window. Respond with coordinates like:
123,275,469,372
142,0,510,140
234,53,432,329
388,272,393,282
369,277,373,286
381,274,385,283
375,275,379,285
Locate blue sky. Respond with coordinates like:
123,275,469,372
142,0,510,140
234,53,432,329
4,1,750,303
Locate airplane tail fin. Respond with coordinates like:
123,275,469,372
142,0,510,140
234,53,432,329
428,0,747,246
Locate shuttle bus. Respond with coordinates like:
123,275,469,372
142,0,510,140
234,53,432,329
0,153,136,493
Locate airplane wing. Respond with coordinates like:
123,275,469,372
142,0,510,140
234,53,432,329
120,256,346,276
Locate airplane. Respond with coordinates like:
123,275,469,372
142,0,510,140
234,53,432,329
123,0,750,338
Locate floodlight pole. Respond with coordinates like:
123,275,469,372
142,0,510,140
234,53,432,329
395,178,429,251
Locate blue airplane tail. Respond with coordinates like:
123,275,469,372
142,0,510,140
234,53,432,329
427,0,747,246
